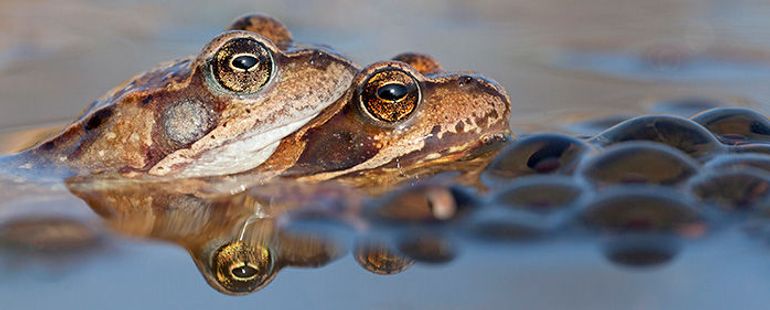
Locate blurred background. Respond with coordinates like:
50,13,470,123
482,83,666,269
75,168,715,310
2,0,770,309
3,0,770,131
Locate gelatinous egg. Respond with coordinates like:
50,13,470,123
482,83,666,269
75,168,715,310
483,133,594,187
692,107,770,145
688,169,770,212
590,115,724,159
578,141,699,188
580,186,705,236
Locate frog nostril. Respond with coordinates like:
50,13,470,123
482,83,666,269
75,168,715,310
458,76,474,87
230,54,259,71
376,83,409,102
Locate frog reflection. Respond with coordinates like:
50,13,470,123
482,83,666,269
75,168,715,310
67,173,478,294
71,181,349,295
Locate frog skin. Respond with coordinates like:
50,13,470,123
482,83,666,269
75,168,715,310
0,14,357,180
60,54,511,295
253,53,512,186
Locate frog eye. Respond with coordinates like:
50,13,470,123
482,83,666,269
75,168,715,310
211,37,274,93
212,241,275,294
359,68,421,123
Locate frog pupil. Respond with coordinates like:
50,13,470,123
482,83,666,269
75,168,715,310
231,263,258,279
232,55,259,71
377,84,409,102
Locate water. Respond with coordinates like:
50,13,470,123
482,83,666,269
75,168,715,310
4,0,770,309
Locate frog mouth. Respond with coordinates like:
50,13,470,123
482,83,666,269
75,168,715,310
149,112,319,178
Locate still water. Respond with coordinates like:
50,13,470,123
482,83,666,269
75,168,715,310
3,0,770,309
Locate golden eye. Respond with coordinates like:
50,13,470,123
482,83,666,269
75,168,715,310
211,37,273,93
212,241,275,294
359,69,420,123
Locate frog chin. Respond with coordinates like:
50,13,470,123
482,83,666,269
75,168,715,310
149,113,318,178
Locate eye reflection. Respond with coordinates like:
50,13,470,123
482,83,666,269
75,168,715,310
230,54,260,72
376,83,409,102
230,263,259,279
354,241,414,275
212,241,275,294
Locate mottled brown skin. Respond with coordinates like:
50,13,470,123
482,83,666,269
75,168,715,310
227,14,293,49
392,53,444,75
256,53,512,187
3,14,357,180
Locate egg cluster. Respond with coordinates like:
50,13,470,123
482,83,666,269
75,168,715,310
285,106,770,273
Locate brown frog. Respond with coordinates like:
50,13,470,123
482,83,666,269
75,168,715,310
256,53,512,187
60,53,512,295
1,14,357,180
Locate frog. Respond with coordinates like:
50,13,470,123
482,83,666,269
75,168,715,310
58,53,513,295
0,14,358,180
253,52,513,187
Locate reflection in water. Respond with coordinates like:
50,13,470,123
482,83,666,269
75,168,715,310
62,171,488,295
580,186,707,268
0,216,106,272
601,233,682,268
8,105,770,298
67,180,354,295
354,240,414,275
7,1,770,308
